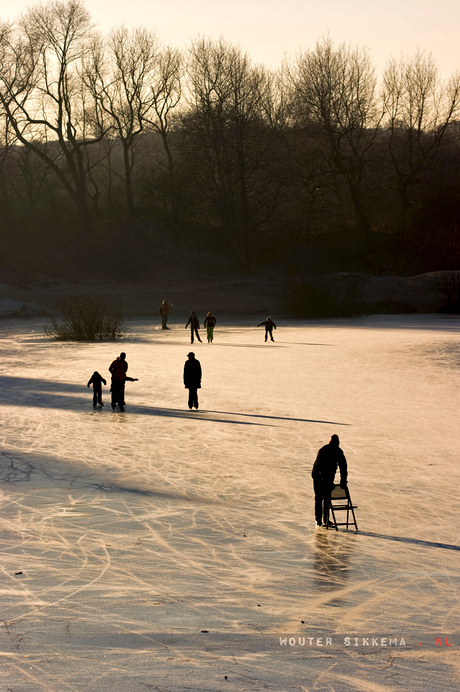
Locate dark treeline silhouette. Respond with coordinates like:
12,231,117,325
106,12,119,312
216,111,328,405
0,0,460,283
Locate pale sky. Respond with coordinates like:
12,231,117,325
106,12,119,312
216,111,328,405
0,0,459,79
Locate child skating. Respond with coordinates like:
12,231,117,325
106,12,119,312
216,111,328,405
87,371,107,407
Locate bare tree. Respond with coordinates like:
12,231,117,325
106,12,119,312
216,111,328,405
381,50,460,233
286,37,381,242
143,44,183,235
84,25,167,217
185,37,279,267
0,103,16,230
0,0,108,231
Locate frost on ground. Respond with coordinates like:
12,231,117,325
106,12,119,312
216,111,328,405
0,315,459,691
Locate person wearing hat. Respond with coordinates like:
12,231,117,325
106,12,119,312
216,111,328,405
204,311,216,343
311,434,348,527
183,352,202,409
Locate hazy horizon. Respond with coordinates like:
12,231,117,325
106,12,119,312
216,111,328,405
0,0,458,79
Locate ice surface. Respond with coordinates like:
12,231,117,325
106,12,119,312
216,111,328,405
1,315,460,691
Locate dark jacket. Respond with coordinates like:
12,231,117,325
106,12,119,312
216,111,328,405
204,315,216,328
312,443,347,488
160,302,171,316
109,358,128,381
87,372,107,389
258,319,276,330
184,358,202,389
186,314,200,330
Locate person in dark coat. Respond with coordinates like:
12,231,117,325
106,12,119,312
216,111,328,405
160,299,172,329
258,316,277,342
183,352,202,409
185,311,202,344
109,352,128,411
87,371,107,407
311,434,348,527
204,312,216,342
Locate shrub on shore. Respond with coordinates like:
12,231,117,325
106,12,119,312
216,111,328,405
44,296,127,341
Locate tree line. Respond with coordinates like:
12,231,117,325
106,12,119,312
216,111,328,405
1,0,460,279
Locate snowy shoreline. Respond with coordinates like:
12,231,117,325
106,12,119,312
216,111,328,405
0,270,455,319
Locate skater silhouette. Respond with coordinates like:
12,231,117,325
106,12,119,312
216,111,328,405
160,299,172,330
258,316,277,342
185,311,202,344
311,434,348,527
109,352,128,411
183,352,202,409
87,371,107,407
204,312,216,342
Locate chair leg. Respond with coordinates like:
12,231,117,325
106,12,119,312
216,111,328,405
327,497,338,531
346,489,358,530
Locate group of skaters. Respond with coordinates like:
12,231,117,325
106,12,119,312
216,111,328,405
160,300,277,344
86,308,277,412
160,301,217,343
88,352,348,528
88,302,349,527
87,352,138,411
88,358,348,526
185,311,217,344
87,349,201,411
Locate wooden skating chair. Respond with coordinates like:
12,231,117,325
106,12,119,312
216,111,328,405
326,485,358,531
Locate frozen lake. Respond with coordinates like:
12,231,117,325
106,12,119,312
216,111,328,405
1,315,460,691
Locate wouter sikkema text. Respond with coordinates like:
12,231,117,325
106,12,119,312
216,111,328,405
279,636,454,648
279,637,406,647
